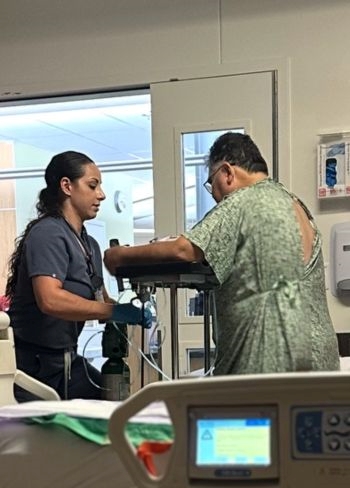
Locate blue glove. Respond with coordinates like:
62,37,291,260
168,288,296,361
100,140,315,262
111,303,153,329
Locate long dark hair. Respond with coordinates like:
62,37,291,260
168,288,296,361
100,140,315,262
6,150,94,299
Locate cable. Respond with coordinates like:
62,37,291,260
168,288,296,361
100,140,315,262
203,290,217,376
144,296,168,374
81,329,108,391
81,282,212,389
111,321,172,382
80,323,172,391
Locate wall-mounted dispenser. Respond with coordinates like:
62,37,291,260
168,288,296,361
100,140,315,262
317,132,350,199
330,222,350,296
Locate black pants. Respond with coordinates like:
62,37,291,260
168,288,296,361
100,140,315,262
15,346,102,402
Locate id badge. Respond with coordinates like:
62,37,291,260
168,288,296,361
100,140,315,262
90,274,104,302
94,287,104,303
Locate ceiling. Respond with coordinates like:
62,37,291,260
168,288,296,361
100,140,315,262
0,90,207,231
0,91,155,229
0,92,152,164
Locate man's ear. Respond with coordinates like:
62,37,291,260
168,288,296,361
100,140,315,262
60,177,72,196
225,164,235,185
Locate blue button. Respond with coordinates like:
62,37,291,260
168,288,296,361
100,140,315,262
295,411,323,453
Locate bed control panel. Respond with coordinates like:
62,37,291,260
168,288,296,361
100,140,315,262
109,372,350,488
292,406,350,458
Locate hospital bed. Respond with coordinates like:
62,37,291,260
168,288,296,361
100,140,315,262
0,310,60,405
109,371,350,488
0,398,172,488
2,291,350,488
2,372,350,488
0,292,169,488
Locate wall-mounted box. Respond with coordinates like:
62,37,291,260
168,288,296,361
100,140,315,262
329,222,350,297
317,133,350,199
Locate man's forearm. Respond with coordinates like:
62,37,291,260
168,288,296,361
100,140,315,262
103,236,203,273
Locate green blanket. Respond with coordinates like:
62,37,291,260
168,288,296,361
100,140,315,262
26,414,174,446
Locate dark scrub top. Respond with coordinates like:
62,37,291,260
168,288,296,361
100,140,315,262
9,216,103,351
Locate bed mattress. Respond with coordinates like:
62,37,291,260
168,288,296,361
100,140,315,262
0,399,172,488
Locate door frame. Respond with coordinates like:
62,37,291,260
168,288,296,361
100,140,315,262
150,66,287,378
149,58,290,187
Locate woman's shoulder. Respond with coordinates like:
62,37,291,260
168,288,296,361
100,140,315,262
27,216,66,238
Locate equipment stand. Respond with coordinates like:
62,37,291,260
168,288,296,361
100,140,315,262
114,261,219,380
203,289,211,373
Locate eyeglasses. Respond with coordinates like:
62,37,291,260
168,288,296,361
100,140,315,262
203,164,226,194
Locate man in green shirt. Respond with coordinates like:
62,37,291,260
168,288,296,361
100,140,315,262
104,132,340,375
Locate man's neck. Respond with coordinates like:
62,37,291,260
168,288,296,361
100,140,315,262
235,167,268,190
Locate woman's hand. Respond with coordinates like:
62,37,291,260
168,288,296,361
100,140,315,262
111,303,152,329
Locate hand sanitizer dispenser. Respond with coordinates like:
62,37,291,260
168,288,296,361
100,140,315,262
330,222,350,296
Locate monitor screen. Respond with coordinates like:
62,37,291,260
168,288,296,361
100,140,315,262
188,406,278,481
196,417,271,466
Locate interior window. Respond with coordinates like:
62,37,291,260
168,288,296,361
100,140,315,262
0,91,153,297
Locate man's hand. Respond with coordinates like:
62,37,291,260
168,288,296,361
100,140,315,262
104,247,123,275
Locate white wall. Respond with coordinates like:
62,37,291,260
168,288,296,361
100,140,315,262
0,0,219,96
1,0,350,330
220,0,350,330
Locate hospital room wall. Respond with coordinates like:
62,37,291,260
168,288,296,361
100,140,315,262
220,0,350,331
0,0,349,331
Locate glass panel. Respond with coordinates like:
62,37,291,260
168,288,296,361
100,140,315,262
0,92,154,374
181,128,244,318
185,347,216,376
0,92,153,297
182,129,244,230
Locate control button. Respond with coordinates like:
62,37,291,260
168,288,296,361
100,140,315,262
328,439,340,451
344,440,350,451
295,411,322,453
328,414,340,426
304,416,315,428
344,415,350,426
304,439,313,450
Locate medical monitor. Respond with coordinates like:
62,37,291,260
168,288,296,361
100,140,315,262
188,405,279,481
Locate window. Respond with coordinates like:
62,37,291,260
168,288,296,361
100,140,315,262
0,90,154,296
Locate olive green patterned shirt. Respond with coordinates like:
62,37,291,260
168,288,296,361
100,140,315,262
183,178,340,375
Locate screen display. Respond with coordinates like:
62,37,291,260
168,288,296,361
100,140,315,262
196,417,271,466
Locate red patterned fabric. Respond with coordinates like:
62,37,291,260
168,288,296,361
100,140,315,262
0,295,10,312
136,441,173,475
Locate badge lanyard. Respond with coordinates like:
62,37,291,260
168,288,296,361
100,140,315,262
63,219,104,302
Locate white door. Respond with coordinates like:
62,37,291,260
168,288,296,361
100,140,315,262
151,71,277,378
